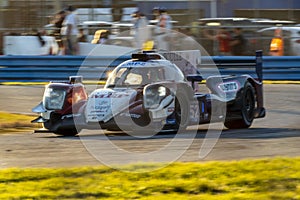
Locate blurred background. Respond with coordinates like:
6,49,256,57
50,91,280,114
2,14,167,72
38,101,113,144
1,0,300,56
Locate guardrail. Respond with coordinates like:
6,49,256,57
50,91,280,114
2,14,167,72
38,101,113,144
0,55,129,82
202,56,300,81
0,55,299,82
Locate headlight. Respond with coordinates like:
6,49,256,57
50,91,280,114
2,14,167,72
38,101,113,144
43,87,66,110
158,86,166,96
144,85,167,109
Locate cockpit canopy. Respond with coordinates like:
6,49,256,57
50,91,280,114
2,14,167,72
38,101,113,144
105,58,185,88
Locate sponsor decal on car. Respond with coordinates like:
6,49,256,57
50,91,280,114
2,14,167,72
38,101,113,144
120,113,141,119
91,93,130,99
123,62,147,67
218,81,240,93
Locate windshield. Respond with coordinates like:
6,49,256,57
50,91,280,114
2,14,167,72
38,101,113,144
106,66,166,88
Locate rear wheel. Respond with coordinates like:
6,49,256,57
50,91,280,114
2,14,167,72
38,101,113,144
224,82,255,129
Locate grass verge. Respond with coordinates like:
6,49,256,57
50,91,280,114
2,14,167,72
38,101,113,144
0,111,37,133
0,157,299,199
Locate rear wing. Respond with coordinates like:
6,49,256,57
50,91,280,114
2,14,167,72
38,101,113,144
141,50,263,83
200,50,264,83
255,50,263,82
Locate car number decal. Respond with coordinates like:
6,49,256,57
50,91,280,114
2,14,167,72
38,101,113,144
218,81,239,92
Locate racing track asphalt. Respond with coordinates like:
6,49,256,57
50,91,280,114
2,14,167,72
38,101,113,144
0,84,299,168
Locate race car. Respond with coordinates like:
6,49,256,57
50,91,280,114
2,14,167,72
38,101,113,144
32,51,265,136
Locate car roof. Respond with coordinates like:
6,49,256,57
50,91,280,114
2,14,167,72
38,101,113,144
198,17,296,27
258,26,300,32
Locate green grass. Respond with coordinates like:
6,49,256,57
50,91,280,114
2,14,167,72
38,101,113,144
0,157,300,199
0,112,299,199
0,111,37,132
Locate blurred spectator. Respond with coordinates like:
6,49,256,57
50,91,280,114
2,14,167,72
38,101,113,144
61,5,79,55
204,28,231,55
132,11,150,49
230,28,247,56
157,7,172,33
155,7,172,50
78,28,87,42
152,7,160,20
52,10,66,35
51,10,66,54
269,28,284,56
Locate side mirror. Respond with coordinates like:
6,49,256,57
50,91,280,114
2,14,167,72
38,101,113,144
187,74,203,90
187,74,203,82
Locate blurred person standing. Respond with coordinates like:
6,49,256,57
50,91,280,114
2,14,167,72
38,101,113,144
155,7,172,50
132,11,150,49
204,28,231,56
61,5,79,55
269,28,284,56
230,28,246,56
152,7,160,20
78,28,87,43
51,10,66,54
158,7,172,32
52,10,66,35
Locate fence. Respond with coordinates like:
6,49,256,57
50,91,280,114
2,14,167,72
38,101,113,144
0,55,299,82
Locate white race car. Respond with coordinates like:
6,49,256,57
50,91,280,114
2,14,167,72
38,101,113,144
32,51,265,136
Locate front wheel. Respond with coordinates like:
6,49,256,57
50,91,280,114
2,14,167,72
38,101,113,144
224,82,255,129
174,90,190,131
54,128,81,136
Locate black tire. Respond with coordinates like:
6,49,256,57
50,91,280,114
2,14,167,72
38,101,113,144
107,126,122,131
54,128,80,136
174,90,190,131
224,82,255,129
